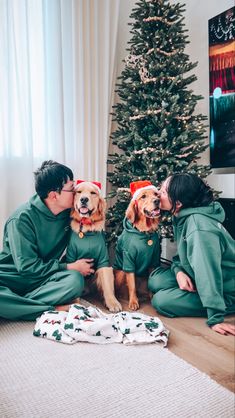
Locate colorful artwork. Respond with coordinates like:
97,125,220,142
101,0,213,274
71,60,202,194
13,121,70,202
209,7,235,168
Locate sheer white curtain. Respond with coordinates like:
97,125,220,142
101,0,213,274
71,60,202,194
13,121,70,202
0,0,120,244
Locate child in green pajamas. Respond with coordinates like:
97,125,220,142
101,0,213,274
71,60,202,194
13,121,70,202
0,160,94,321
148,173,235,336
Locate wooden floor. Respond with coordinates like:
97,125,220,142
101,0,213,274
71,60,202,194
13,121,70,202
87,296,235,393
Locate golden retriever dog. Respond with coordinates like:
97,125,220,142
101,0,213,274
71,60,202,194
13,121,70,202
114,181,160,310
66,180,122,312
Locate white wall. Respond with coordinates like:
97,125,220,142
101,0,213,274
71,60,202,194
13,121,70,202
116,1,136,77
117,0,235,198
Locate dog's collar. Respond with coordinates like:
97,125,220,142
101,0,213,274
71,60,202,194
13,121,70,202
75,217,93,238
80,217,93,226
146,218,151,228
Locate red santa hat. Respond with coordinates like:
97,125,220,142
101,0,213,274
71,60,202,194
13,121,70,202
130,180,158,200
75,180,102,193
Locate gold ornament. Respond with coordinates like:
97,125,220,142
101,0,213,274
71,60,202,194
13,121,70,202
147,239,153,246
79,232,84,238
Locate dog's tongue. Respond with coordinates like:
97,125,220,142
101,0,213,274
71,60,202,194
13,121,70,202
80,207,89,215
151,209,160,218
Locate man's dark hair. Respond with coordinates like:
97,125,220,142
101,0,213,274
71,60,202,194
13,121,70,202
167,173,214,213
34,160,74,199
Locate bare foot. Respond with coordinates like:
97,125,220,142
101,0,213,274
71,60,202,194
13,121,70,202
55,304,71,312
71,298,81,304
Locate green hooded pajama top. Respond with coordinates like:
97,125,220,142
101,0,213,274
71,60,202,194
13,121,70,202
0,195,84,320
148,202,235,326
113,218,160,276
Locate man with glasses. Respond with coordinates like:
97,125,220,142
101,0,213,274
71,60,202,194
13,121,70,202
0,160,94,320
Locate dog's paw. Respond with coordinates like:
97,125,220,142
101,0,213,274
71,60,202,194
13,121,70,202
105,297,122,313
129,298,139,311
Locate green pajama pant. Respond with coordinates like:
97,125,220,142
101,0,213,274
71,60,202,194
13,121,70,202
0,271,84,321
148,267,235,319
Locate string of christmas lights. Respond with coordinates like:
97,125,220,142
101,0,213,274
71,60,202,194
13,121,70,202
129,111,193,121
143,15,175,25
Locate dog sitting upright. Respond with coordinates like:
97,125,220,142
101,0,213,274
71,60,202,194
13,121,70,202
66,180,122,313
114,180,161,310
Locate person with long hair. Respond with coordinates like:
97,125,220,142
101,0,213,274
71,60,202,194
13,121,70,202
148,173,235,335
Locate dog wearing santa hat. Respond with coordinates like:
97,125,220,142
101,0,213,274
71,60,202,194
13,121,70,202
113,180,161,310
66,180,122,312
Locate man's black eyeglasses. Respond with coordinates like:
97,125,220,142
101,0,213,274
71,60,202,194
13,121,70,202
60,188,75,193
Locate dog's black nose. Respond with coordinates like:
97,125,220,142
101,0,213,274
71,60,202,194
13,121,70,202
80,197,89,205
154,198,160,207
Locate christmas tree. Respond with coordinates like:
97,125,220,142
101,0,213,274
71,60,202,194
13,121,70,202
106,0,211,243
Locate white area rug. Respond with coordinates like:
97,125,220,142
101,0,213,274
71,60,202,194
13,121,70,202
0,318,234,418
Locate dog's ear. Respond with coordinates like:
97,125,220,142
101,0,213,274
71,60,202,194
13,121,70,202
97,197,106,220
126,200,137,224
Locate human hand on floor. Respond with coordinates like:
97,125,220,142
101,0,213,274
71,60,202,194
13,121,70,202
176,271,196,292
67,259,94,276
211,323,235,336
